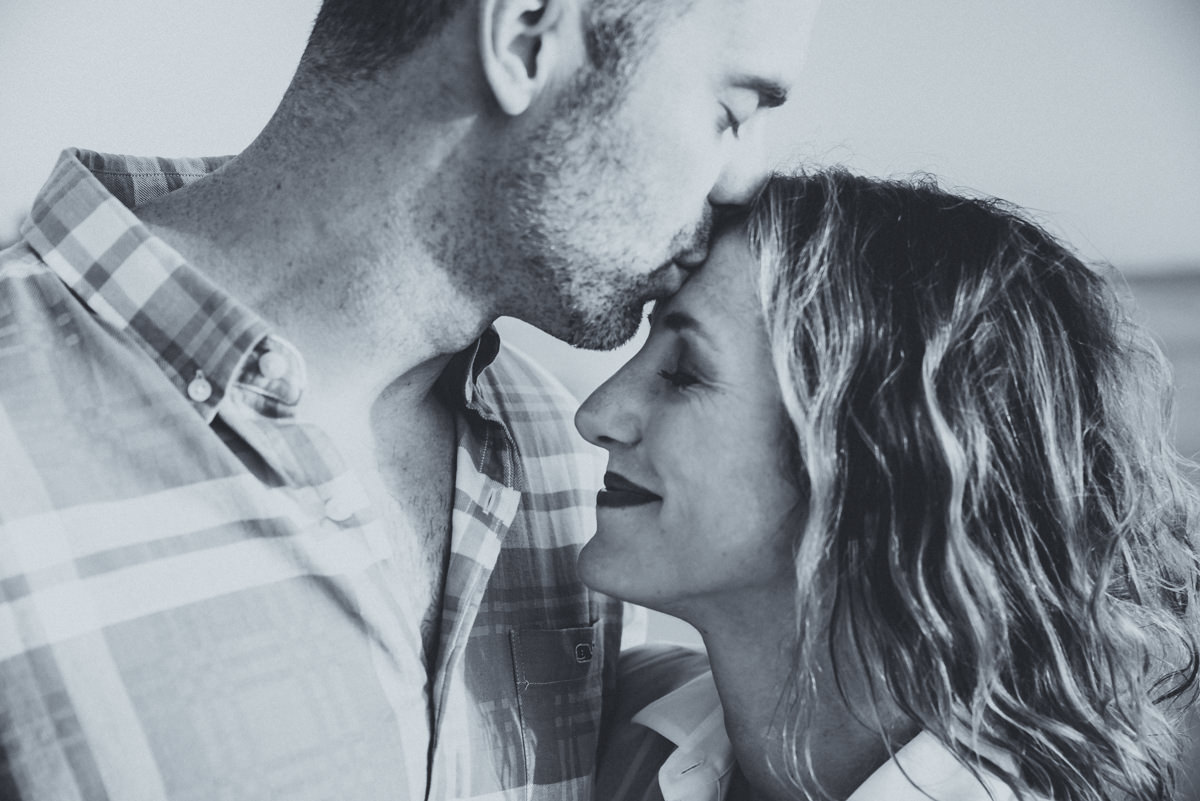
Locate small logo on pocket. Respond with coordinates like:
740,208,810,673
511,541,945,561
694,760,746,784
574,642,594,663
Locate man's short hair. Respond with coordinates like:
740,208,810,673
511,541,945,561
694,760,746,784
301,0,682,82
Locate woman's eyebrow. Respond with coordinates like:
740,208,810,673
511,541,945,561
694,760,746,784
657,310,716,346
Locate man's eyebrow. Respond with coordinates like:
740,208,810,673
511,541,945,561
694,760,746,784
733,75,790,109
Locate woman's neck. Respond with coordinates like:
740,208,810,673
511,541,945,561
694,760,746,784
696,601,919,801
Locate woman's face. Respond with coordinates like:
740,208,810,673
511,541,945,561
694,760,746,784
574,227,801,621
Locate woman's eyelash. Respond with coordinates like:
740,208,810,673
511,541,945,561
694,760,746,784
658,368,699,388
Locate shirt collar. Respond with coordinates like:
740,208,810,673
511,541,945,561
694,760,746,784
632,671,737,801
633,670,1018,801
20,148,501,424
846,731,1018,801
20,148,274,422
439,325,502,411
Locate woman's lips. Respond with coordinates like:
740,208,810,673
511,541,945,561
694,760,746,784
597,471,662,508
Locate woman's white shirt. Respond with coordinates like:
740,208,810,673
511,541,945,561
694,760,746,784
629,669,1020,801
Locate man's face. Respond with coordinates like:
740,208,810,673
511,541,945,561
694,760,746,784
493,0,820,349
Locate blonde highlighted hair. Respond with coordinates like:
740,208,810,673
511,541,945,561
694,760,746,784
747,170,1200,801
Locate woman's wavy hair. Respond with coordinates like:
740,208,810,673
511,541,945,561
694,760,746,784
747,170,1200,801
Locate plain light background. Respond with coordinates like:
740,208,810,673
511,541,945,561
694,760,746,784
2,1,1199,648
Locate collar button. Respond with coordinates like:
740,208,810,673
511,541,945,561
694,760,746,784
258,350,288,380
187,371,213,403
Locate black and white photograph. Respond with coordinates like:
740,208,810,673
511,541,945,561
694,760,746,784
1,2,1198,799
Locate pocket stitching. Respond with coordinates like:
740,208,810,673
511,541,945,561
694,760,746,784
511,626,601,690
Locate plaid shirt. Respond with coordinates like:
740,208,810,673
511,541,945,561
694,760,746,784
0,149,622,801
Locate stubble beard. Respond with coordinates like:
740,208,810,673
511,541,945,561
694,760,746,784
560,275,657,350
514,242,665,350
494,93,664,350
491,59,710,350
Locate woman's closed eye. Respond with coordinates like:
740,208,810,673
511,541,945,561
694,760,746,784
647,313,711,391
657,368,700,388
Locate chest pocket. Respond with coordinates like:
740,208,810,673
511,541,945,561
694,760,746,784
510,622,605,795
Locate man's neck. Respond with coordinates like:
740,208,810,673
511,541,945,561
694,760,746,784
133,67,490,435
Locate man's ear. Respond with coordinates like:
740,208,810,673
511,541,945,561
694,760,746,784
479,0,580,116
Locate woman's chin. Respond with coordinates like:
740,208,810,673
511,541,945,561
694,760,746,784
576,537,621,596
577,537,655,606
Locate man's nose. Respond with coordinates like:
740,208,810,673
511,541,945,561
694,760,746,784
709,133,770,207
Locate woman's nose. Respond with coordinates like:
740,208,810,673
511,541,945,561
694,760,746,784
575,372,642,450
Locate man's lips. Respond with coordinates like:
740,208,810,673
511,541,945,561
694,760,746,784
648,256,706,300
597,471,662,508
673,251,708,274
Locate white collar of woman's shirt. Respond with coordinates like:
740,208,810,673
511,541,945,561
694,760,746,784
631,670,1019,801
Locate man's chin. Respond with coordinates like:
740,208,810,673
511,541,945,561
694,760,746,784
565,263,690,350
563,304,646,351
564,325,641,352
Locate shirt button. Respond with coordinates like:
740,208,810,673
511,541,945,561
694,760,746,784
258,350,288,380
324,495,354,522
187,371,213,403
